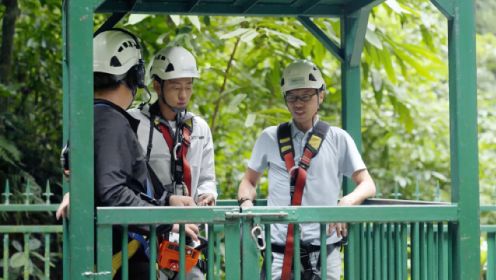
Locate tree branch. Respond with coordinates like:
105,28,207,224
210,37,241,133
0,0,19,84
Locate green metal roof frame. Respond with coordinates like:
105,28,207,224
62,0,478,279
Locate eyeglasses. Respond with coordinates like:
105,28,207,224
285,92,318,103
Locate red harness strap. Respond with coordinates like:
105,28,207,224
277,121,329,280
157,122,193,196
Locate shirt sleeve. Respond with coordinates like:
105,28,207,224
94,112,152,207
195,124,218,199
337,128,366,178
247,128,272,173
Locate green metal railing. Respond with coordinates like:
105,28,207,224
1,179,63,280
92,202,459,280
481,205,496,280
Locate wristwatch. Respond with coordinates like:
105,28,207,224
237,197,253,206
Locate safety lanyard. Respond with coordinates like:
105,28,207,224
147,115,193,196
277,121,329,280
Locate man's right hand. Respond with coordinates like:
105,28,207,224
240,199,254,209
172,224,199,241
169,195,196,206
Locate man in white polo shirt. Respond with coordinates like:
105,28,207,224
237,60,376,280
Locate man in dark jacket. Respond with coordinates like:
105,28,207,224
58,29,197,279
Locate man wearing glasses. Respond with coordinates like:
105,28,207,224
237,60,376,280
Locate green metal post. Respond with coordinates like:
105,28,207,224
149,225,157,280
23,233,29,280
294,225,301,280
207,224,214,280
341,9,370,279
320,224,327,279
121,226,128,280
179,224,186,280
381,224,387,279
3,234,9,280
372,223,380,280
96,224,112,279
488,233,495,280
411,223,420,280
65,1,95,278
44,233,51,279
265,225,272,279
61,2,69,279
242,218,260,280
224,221,241,279
427,223,435,279
447,1,480,279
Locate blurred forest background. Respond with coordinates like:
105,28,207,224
0,0,495,278
0,1,495,206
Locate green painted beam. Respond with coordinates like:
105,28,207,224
345,0,384,15
97,206,238,225
481,225,496,233
95,1,343,17
447,0,480,279
297,16,343,63
0,205,59,212
0,226,63,233
341,8,370,67
65,1,95,279
430,0,454,19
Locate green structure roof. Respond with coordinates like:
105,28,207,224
95,0,381,16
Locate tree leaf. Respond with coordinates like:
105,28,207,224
365,29,383,50
9,252,26,268
225,93,247,113
187,16,201,31
169,15,181,26
244,113,256,127
126,14,150,26
218,28,250,39
28,238,41,251
12,240,23,252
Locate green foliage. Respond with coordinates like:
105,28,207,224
0,0,494,204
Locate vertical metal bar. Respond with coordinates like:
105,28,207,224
395,223,402,280
66,1,95,278
411,223,420,280
23,233,29,280
360,223,366,280
447,1,480,279
224,221,241,279
427,223,434,279
401,224,408,280
387,223,394,280
420,223,427,280
44,233,50,279
242,218,260,280
121,226,129,280
320,224,327,279
488,233,496,280
381,224,387,280
265,225,272,279
294,224,301,280
61,2,69,280
341,9,371,280
207,223,214,280
448,222,454,280
179,224,185,280
3,234,9,280
96,224,112,279
367,223,372,280
149,225,157,280
438,223,447,280
373,223,381,280
215,226,221,277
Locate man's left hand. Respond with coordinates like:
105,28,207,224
169,195,196,206
196,193,215,206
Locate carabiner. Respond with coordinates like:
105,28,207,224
172,143,182,160
251,224,266,251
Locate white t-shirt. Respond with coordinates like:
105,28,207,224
248,121,366,245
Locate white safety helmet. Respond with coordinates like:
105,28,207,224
281,60,325,94
149,46,200,81
93,29,143,76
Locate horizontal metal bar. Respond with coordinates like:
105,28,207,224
0,204,59,212
480,205,496,212
95,1,343,17
225,211,288,219
97,206,239,225
243,205,458,223
0,225,63,233
217,199,268,206
481,225,496,233
363,198,450,205
97,205,458,225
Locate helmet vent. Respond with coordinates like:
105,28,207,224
165,63,175,72
118,46,124,52
110,56,122,67
123,42,129,48
280,78,285,86
309,74,317,81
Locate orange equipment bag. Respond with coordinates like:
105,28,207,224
157,240,201,272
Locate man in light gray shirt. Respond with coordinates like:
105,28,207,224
237,60,376,280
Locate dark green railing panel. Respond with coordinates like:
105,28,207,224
488,233,496,280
